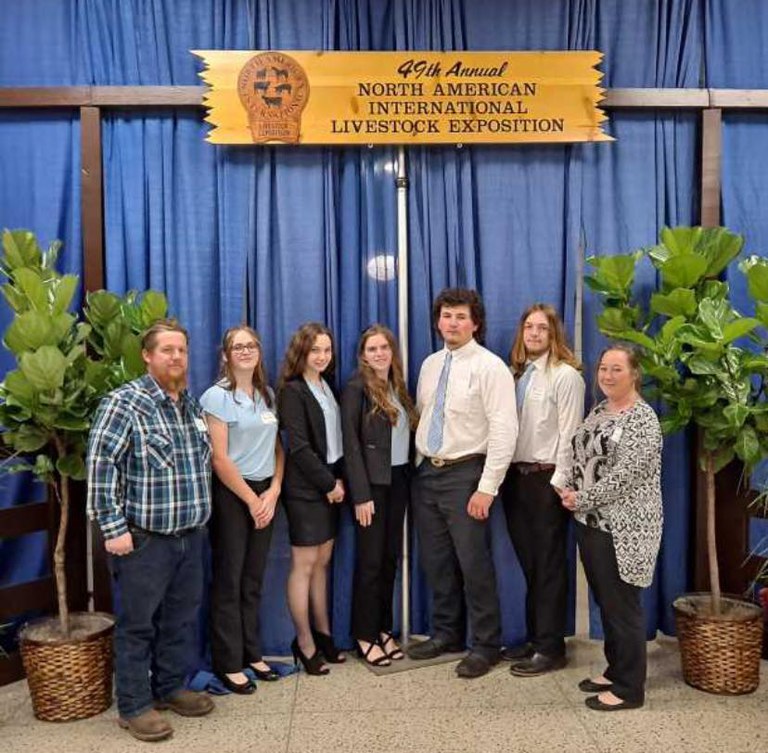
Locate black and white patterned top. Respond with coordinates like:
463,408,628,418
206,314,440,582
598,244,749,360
566,398,663,588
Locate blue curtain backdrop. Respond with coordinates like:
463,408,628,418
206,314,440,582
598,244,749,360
2,0,754,656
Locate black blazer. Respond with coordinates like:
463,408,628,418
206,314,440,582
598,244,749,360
341,374,410,505
278,378,338,501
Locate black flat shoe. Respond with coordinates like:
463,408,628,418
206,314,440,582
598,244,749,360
456,652,497,679
585,695,643,712
357,640,391,667
250,664,280,682
217,673,256,695
291,637,329,676
578,678,613,693
312,629,346,663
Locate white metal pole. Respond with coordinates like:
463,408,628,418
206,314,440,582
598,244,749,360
396,145,411,645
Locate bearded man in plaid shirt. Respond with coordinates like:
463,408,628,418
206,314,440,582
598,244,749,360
87,319,214,742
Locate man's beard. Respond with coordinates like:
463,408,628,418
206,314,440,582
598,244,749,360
154,371,188,394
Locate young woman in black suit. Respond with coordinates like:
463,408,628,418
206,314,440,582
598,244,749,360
341,324,418,666
278,322,346,675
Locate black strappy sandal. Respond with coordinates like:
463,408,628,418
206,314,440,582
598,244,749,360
380,631,405,661
357,640,391,667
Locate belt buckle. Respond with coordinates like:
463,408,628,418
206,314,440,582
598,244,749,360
430,457,446,468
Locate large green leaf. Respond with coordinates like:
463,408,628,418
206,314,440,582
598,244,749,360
50,312,75,343
20,346,67,391
723,402,749,429
2,229,41,271
697,227,744,277
756,302,768,328
12,268,47,312
1,282,29,313
86,290,122,326
121,332,145,378
698,298,731,340
596,306,639,336
650,289,697,318
735,425,761,467
699,279,729,302
139,290,168,327
745,260,768,303
4,310,52,353
56,454,86,480
660,254,708,289
52,274,79,315
11,425,49,452
586,253,640,294
686,355,723,376
722,317,759,344
2,368,37,405
660,226,702,257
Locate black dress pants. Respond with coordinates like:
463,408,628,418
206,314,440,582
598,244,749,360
501,468,569,657
351,465,409,642
209,476,274,674
413,457,501,658
576,521,646,703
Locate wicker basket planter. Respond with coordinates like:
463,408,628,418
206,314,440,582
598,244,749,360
673,593,762,695
19,612,115,722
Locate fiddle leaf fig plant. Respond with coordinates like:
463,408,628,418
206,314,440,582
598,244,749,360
586,226,768,613
0,229,168,635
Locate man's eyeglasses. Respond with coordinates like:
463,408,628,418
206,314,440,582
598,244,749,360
231,343,259,353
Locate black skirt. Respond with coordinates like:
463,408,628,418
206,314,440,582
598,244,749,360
283,461,342,546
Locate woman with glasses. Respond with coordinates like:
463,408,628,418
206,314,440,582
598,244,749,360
278,322,346,675
201,326,284,694
341,325,418,666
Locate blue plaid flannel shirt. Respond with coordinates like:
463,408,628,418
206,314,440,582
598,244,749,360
86,374,212,539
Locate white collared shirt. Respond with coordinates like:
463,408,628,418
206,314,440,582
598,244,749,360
416,338,517,496
512,352,585,489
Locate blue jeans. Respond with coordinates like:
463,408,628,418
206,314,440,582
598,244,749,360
110,527,205,718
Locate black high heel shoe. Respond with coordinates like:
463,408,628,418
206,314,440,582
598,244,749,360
291,637,329,676
380,631,405,661
312,629,346,663
217,672,256,695
356,640,391,667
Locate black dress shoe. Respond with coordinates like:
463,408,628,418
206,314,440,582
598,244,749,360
500,643,534,662
406,637,465,660
509,652,567,677
456,652,497,679
218,673,256,695
250,665,280,682
585,694,643,711
578,678,613,693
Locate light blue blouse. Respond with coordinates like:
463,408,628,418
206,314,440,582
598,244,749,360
307,378,343,464
390,391,410,466
200,382,278,481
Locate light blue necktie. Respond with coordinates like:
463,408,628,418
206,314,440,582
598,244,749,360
427,352,452,455
515,362,536,414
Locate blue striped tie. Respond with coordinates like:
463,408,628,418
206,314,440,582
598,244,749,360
516,362,535,415
427,352,452,455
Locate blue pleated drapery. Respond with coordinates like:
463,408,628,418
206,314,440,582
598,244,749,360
2,0,758,656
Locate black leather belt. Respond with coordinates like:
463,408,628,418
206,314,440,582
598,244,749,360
427,453,485,468
129,524,203,538
512,462,555,475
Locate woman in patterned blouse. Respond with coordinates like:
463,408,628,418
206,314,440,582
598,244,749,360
559,344,663,712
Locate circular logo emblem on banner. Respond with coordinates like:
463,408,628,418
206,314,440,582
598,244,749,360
237,53,310,144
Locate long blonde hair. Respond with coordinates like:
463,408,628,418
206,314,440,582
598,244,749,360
357,324,418,429
218,325,273,407
509,303,581,377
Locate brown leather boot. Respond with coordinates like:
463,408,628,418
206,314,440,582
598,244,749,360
118,709,174,741
155,689,215,717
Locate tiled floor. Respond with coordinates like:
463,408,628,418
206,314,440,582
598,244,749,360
2,637,766,752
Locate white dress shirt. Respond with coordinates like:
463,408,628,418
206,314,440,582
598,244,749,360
512,352,585,490
416,338,517,496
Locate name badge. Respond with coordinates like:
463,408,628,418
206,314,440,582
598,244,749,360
194,417,208,433
610,426,623,443
261,411,278,425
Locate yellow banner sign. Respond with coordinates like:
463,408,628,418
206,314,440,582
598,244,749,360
194,50,611,145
